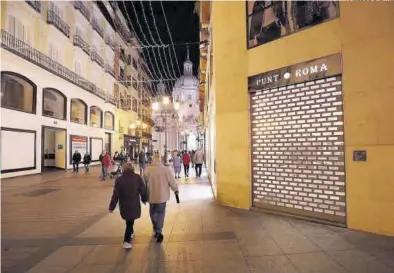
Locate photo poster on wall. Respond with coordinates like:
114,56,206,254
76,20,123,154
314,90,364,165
70,135,87,163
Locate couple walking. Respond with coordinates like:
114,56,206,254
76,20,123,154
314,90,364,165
109,154,178,249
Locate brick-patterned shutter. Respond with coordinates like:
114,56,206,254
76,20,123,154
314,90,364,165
250,76,346,224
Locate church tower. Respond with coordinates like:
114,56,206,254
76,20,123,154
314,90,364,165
183,46,193,75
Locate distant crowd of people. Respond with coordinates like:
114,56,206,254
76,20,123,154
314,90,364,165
170,150,205,179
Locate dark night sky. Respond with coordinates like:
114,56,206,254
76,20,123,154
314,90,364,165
119,1,200,93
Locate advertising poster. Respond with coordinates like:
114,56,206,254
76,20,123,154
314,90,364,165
70,135,87,162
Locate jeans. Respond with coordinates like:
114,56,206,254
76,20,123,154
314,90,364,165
183,164,189,176
124,219,135,243
101,165,108,180
195,164,202,177
149,203,166,234
139,163,146,175
84,164,90,173
73,162,79,172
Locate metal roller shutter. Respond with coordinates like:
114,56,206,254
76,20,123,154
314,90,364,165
250,76,346,224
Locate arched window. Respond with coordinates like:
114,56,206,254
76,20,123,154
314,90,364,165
1,72,36,113
104,111,114,130
42,88,66,120
90,106,103,128
70,99,87,124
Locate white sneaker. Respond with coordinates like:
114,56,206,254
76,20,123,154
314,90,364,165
131,233,134,239
123,242,132,249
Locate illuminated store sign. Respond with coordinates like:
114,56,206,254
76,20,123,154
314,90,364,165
248,54,341,92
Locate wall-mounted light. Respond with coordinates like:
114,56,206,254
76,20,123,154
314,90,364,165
199,40,209,49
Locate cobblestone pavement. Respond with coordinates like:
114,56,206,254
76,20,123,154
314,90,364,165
2,167,394,273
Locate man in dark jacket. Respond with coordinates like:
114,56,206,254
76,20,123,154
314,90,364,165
138,151,146,175
82,152,92,173
72,150,82,173
109,163,147,249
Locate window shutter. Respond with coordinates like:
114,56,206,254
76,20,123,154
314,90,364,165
75,60,82,76
7,15,16,36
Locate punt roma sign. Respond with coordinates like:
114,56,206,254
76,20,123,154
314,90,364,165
248,54,342,92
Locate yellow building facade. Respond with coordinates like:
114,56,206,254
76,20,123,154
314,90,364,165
201,1,394,235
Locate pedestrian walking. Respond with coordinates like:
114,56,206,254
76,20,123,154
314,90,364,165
194,149,205,177
100,152,111,181
109,163,147,249
143,154,178,243
181,151,191,177
72,150,81,173
173,153,182,179
82,152,91,173
138,151,146,175
191,150,196,168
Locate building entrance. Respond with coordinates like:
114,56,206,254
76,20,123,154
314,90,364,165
249,55,346,224
41,126,66,172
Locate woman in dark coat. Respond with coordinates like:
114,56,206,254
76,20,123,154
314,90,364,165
109,163,147,249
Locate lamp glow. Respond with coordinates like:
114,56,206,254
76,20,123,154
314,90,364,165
163,96,170,105
152,102,159,111
136,120,141,126
142,123,147,129
129,124,136,129
174,102,180,110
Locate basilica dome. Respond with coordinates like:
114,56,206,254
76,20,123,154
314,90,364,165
174,73,199,88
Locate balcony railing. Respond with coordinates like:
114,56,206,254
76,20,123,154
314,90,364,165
105,63,115,78
73,34,90,56
91,49,104,68
47,10,70,38
1,29,115,105
114,16,132,43
105,36,116,50
74,1,90,21
92,17,104,38
26,0,41,13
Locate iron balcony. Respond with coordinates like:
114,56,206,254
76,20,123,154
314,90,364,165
74,1,90,21
73,34,90,56
1,29,115,105
47,9,70,38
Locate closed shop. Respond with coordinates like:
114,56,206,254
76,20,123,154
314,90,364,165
248,54,346,224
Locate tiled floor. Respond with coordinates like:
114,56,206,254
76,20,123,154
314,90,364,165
1,167,394,273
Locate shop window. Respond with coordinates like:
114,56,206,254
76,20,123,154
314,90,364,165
247,1,340,48
42,88,66,120
90,106,103,127
70,98,87,124
1,72,36,114
104,111,114,130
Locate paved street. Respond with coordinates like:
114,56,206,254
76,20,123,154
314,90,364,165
2,167,394,273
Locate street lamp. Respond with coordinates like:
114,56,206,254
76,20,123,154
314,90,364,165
162,96,170,105
152,97,179,165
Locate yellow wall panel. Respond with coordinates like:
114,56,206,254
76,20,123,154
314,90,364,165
210,1,394,234
212,1,250,209
346,145,394,235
